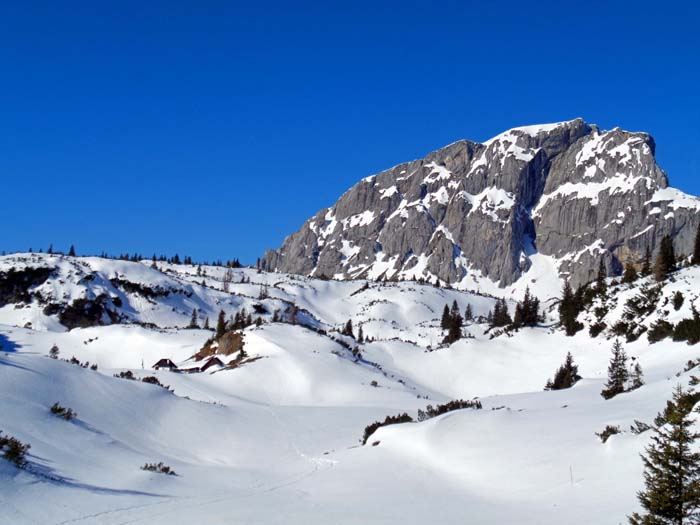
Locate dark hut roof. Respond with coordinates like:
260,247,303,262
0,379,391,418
152,358,177,368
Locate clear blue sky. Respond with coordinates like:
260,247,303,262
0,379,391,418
2,1,698,263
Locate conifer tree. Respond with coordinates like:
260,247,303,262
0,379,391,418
629,384,700,525
544,352,581,391
489,298,512,328
68,245,76,257
203,317,210,330
601,340,629,399
655,235,677,281
216,310,226,338
559,280,582,336
693,222,700,266
344,319,354,338
630,362,645,391
188,308,199,329
513,287,540,328
441,305,451,330
464,304,473,322
357,326,364,343
642,246,652,277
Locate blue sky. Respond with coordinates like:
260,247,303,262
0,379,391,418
2,1,698,263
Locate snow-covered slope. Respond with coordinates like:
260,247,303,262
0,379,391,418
3,253,700,524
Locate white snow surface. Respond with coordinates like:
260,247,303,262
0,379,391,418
2,253,700,524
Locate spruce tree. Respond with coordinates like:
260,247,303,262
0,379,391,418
464,304,473,322
630,362,645,391
68,245,76,257
189,308,199,329
559,280,582,336
601,340,629,399
693,222,700,266
629,384,700,525
655,235,677,281
344,319,354,338
216,310,226,338
544,352,581,390
441,304,451,330
357,326,364,343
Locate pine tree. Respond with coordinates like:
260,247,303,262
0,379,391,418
559,280,582,336
544,352,581,390
188,308,199,329
513,287,540,328
216,310,226,338
642,246,652,277
622,262,638,284
464,304,473,322
655,235,677,281
601,340,629,399
344,319,354,338
489,298,512,328
596,258,608,295
629,384,700,525
440,305,451,330
357,325,364,343
203,317,210,330
68,245,76,257
693,222,700,266
630,362,644,391
49,344,59,359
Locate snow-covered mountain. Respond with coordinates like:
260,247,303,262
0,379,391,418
3,252,700,523
263,119,700,288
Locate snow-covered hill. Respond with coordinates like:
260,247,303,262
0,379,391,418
3,253,700,524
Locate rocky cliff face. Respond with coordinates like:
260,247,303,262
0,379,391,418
263,119,700,288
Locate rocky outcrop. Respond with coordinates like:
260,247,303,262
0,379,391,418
263,119,700,288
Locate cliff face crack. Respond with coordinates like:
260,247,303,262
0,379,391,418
264,119,700,288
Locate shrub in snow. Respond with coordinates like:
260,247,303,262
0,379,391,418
672,308,700,345
0,431,31,468
114,370,136,380
416,399,482,422
48,344,59,359
50,402,77,421
361,413,413,445
596,425,621,443
673,291,685,311
141,462,177,476
587,321,605,338
647,319,674,344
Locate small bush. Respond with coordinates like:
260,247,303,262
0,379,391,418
141,462,177,476
114,370,136,380
0,431,31,467
48,344,60,359
416,399,482,422
648,319,675,343
673,291,685,311
50,402,77,421
589,321,606,338
596,425,621,443
361,413,413,445
673,312,700,345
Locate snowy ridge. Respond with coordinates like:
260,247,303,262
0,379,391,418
4,253,700,523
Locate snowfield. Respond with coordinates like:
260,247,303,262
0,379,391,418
2,253,700,524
